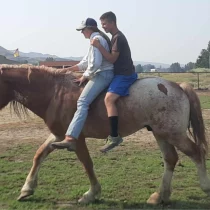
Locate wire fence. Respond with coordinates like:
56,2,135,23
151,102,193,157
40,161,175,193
138,72,210,90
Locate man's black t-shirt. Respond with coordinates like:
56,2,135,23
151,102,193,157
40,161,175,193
111,31,135,76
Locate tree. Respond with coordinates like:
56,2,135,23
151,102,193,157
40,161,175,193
184,62,195,71
45,57,55,61
135,64,143,73
207,40,210,52
22,60,28,64
142,64,155,72
207,40,210,68
169,62,182,72
195,40,210,68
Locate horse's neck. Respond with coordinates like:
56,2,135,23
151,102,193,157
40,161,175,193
1,68,52,118
1,66,82,120
13,83,52,119
13,72,82,120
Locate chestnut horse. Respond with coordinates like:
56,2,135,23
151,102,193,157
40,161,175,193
0,64,209,205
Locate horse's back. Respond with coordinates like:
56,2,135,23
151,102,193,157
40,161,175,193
84,77,190,138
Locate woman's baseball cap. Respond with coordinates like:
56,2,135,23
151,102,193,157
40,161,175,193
76,18,97,31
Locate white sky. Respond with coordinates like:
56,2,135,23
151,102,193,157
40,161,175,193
0,0,209,64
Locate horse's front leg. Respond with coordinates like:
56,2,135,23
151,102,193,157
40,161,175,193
75,135,101,204
17,133,62,201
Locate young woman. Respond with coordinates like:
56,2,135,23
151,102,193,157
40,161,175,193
52,18,114,151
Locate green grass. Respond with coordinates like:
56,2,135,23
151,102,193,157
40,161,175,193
138,72,210,109
190,68,210,72
1,72,210,209
139,72,210,89
1,142,210,209
199,95,210,109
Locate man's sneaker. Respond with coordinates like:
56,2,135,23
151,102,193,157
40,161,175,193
100,135,123,153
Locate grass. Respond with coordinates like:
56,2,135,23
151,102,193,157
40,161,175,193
190,68,210,72
1,141,210,209
139,71,210,89
199,95,210,109
138,72,210,109
1,73,210,209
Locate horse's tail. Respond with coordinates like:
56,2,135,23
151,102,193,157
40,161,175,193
180,82,208,157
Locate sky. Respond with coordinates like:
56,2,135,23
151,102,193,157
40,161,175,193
0,0,209,65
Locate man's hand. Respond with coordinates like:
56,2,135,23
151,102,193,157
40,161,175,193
91,38,101,48
74,76,87,86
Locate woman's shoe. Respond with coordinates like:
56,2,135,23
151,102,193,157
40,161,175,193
51,140,76,151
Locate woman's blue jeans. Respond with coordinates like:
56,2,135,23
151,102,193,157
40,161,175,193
66,70,114,139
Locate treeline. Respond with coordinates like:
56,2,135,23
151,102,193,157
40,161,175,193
136,40,210,72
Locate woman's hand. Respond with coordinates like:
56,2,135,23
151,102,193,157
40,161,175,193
74,76,87,86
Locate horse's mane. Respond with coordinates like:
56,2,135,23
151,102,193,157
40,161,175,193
0,64,83,119
9,101,29,119
0,64,82,81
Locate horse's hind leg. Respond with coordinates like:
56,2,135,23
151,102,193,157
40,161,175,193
169,134,210,196
147,136,178,205
17,133,62,201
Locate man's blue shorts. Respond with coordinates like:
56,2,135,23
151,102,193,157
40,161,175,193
107,73,138,96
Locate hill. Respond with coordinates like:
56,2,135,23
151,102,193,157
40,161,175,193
0,55,20,64
0,45,172,67
0,46,78,64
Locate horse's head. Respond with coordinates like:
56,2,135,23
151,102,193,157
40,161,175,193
0,65,14,110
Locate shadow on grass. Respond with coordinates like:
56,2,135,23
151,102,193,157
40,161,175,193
16,196,210,209
95,197,210,209
18,197,47,203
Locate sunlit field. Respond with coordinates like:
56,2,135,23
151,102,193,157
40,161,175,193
1,73,210,209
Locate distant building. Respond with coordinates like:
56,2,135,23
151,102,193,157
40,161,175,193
39,61,80,69
150,68,157,72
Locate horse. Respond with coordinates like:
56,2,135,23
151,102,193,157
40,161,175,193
0,64,210,205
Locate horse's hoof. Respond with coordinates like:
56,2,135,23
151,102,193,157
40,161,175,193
78,192,100,204
147,192,161,205
147,192,171,205
78,196,95,204
78,184,101,204
17,190,34,201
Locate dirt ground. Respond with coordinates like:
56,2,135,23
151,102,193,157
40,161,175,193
0,105,159,154
1,90,210,155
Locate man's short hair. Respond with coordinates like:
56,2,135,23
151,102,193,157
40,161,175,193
100,11,116,24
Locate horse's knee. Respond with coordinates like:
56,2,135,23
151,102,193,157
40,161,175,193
33,143,53,163
76,140,94,168
164,152,178,170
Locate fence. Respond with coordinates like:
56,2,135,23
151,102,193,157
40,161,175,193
139,72,210,90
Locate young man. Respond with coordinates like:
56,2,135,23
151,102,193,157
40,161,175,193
91,11,137,153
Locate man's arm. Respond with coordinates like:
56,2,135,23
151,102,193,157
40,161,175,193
91,39,119,64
